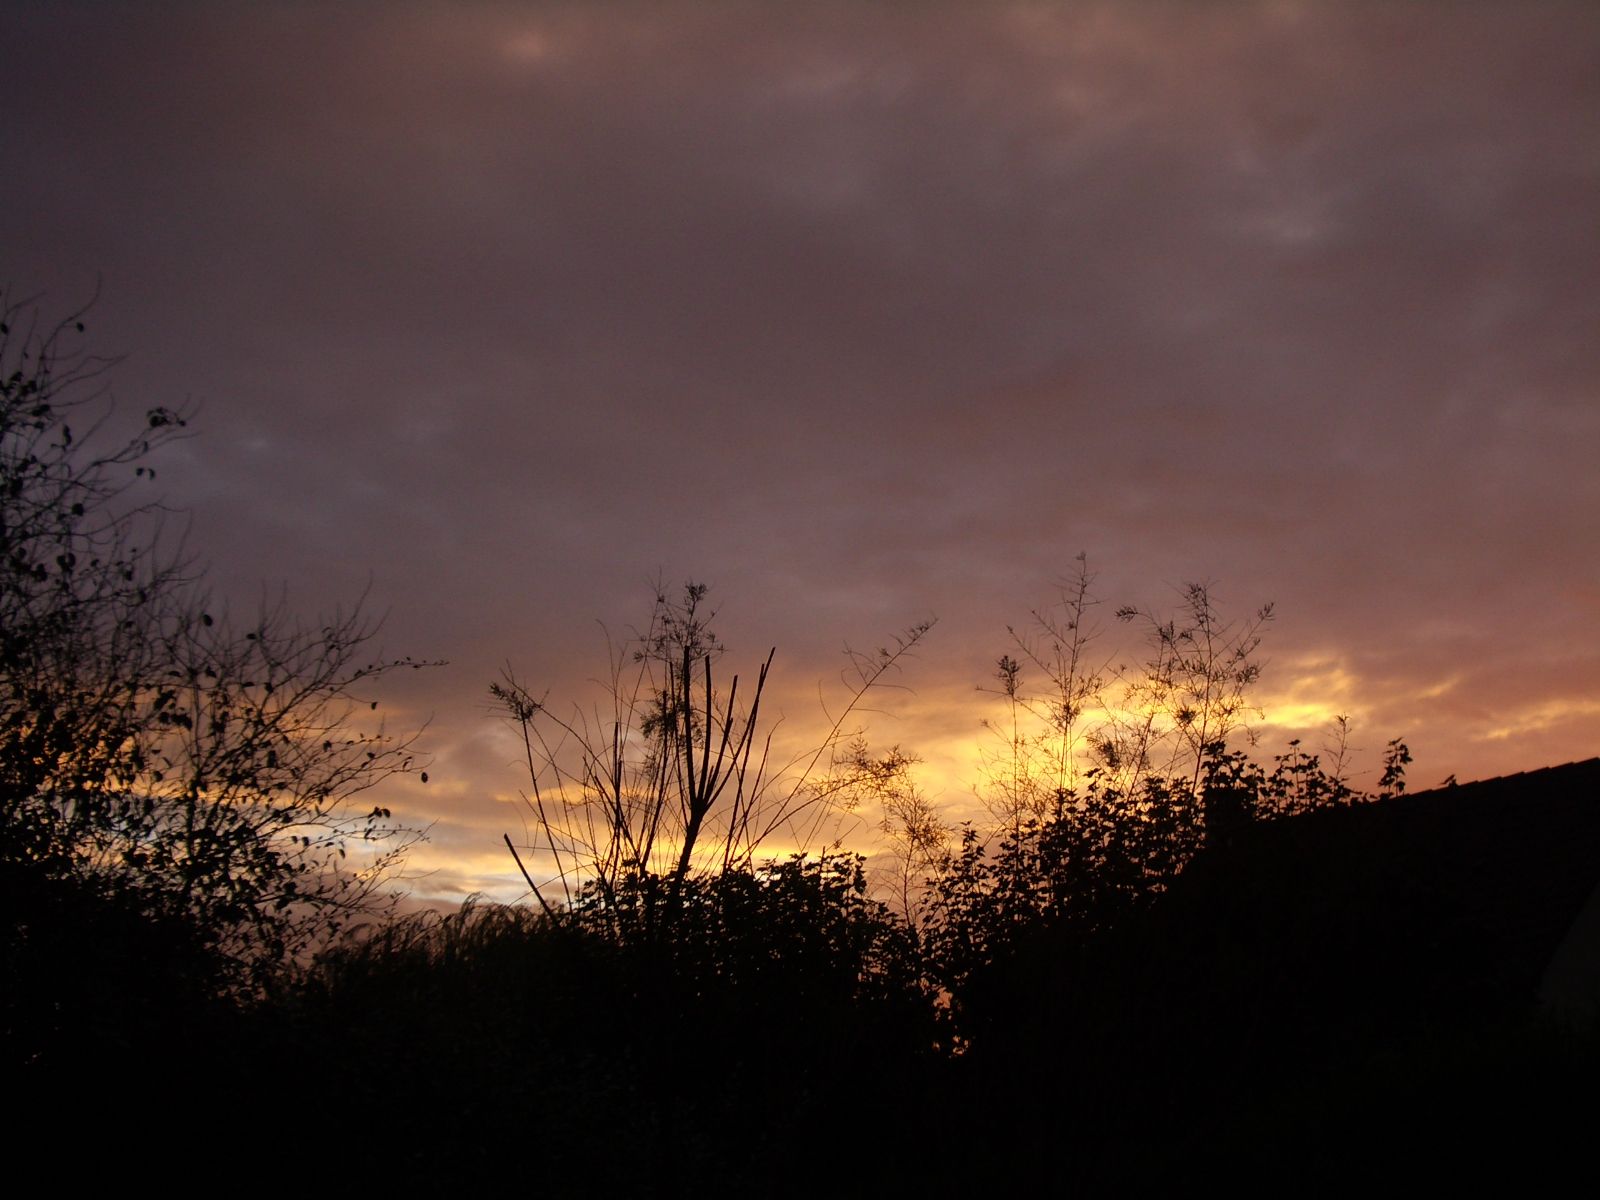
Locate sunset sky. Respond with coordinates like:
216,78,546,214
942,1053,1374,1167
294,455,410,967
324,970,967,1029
5,1,1596,903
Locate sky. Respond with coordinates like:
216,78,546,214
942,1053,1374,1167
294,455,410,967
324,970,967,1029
4,1,1596,903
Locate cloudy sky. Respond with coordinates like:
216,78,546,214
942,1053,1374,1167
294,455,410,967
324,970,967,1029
5,1,1596,901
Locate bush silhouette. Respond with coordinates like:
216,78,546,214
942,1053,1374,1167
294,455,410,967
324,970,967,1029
295,855,938,1187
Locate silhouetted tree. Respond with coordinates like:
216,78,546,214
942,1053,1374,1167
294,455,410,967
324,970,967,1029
0,290,428,1008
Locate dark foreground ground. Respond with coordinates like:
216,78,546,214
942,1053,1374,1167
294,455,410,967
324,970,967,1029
12,761,1599,1191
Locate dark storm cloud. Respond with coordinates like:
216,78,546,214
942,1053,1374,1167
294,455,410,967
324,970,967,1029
4,2,1595,898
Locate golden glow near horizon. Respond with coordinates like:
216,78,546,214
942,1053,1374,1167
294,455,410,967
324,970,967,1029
396,660,1600,907
377,618,1600,908
1254,659,1363,728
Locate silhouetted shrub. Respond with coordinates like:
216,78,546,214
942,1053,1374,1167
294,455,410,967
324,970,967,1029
291,855,939,1187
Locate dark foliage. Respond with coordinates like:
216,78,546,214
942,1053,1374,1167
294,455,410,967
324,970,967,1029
249,761,1600,1191
287,855,940,1188
920,772,1202,1038
938,759,1600,1188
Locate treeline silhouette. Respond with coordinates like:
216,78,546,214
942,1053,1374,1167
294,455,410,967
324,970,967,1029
28,761,1593,1190
6,296,1597,1188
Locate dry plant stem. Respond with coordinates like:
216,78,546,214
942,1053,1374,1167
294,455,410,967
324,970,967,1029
496,584,933,918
